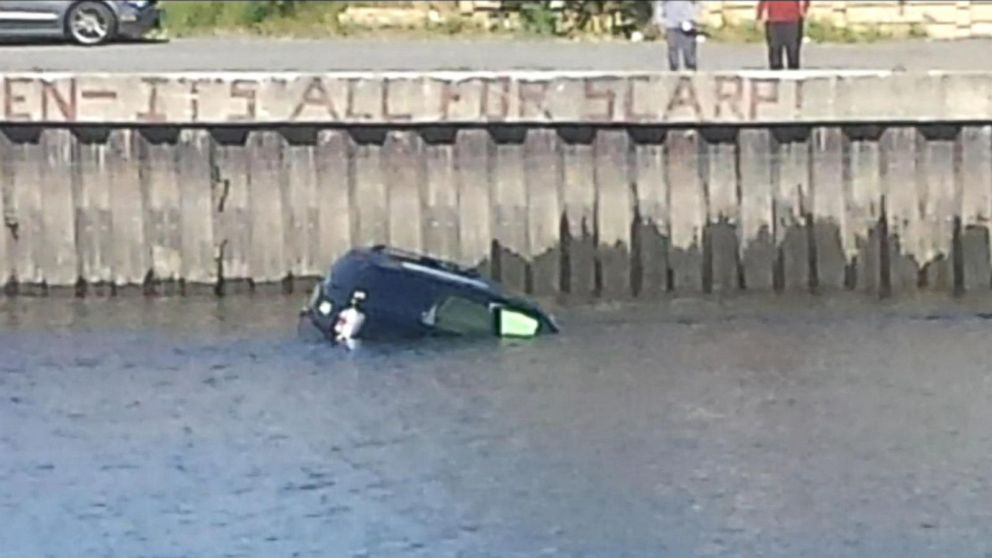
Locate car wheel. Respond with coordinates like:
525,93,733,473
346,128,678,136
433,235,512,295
66,1,117,46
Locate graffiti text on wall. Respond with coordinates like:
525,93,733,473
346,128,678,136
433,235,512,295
0,73,822,125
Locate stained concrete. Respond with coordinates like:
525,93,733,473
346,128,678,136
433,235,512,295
559,127,597,298
0,69,990,298
3,121,989,299
4,70,992,126
630,129,669,297
811,128,847,292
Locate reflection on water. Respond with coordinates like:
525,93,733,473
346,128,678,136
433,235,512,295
2,294,992,558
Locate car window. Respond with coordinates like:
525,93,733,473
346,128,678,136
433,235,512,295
431,296,494,336
498,309,541,338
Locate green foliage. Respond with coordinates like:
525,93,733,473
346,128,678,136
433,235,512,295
907,22,928,38
434,15,471,36
503,0,653,37
703,21,764,43
497,1,556,35
805,18,908,43
806,18,864,43
162,1,349,36
708,17,928,44
160,0,926,42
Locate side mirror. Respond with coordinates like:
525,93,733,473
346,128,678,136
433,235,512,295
497,308,541,338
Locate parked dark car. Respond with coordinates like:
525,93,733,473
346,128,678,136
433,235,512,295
0,0,161,46
299,246,559,345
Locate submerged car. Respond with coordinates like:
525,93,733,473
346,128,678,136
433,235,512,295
0,0,161,46
299,246,559,345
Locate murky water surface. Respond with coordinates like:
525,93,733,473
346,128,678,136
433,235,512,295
2,295,992,558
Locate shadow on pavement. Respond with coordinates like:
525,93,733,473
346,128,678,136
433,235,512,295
0,36,169,48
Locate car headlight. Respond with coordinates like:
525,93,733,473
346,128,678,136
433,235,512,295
125,1,150,9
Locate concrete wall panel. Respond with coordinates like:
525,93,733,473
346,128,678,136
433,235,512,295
106,130,145,286
73,130,112,286
666,130,704,293
384,130,424,253
631,131,668,297
560,128,596,298
281,130,317,278
247,130,287,284
774,130,811,292
738,129,775,291
846,132,882,293
40,129,77,288
524,128,561,296
315,129,353,269
918,134,958,291
350,130,388,247
0,136,9,287
422,133,459,262
3,130,44,286
960,126,992,291
490,128,528,292
703,134,739,293
594,129,631,298
139,129,184,285
210,130,251,287
454,128,491,268
175,129,215,285
811,127,847,291
882,127,921,294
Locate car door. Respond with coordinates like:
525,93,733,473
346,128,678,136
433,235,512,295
0,0,66,36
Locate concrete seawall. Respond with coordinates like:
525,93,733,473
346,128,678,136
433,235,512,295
1,70,991,298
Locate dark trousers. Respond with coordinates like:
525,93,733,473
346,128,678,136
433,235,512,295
666,28,697,71
765,20,803,70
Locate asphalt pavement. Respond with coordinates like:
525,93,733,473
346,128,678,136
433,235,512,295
1,37,992,72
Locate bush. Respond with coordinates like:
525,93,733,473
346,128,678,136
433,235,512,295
805,18,909,43
162,0,349,36
498,1,557,35
503,0,652,37
707,17,928,44
704,21,764,43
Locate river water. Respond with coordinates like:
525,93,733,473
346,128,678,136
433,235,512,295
2,294,992,558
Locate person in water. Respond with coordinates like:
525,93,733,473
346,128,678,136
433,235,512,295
334,290,367,348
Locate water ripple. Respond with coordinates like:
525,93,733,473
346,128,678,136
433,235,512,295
2,295,992,557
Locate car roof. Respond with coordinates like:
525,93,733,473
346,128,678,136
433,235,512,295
349,246,546,310
362,245,499,292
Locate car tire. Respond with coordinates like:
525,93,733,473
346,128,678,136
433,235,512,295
66,1,117,46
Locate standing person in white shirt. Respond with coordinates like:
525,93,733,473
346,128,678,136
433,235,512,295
655,0,700,71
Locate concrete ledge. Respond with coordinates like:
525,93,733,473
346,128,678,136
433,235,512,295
2,70,990,125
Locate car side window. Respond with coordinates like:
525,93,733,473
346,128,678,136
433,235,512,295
497,308,541,338
429,296,495,336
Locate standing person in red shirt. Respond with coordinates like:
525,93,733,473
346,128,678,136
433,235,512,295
757,0,811,70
